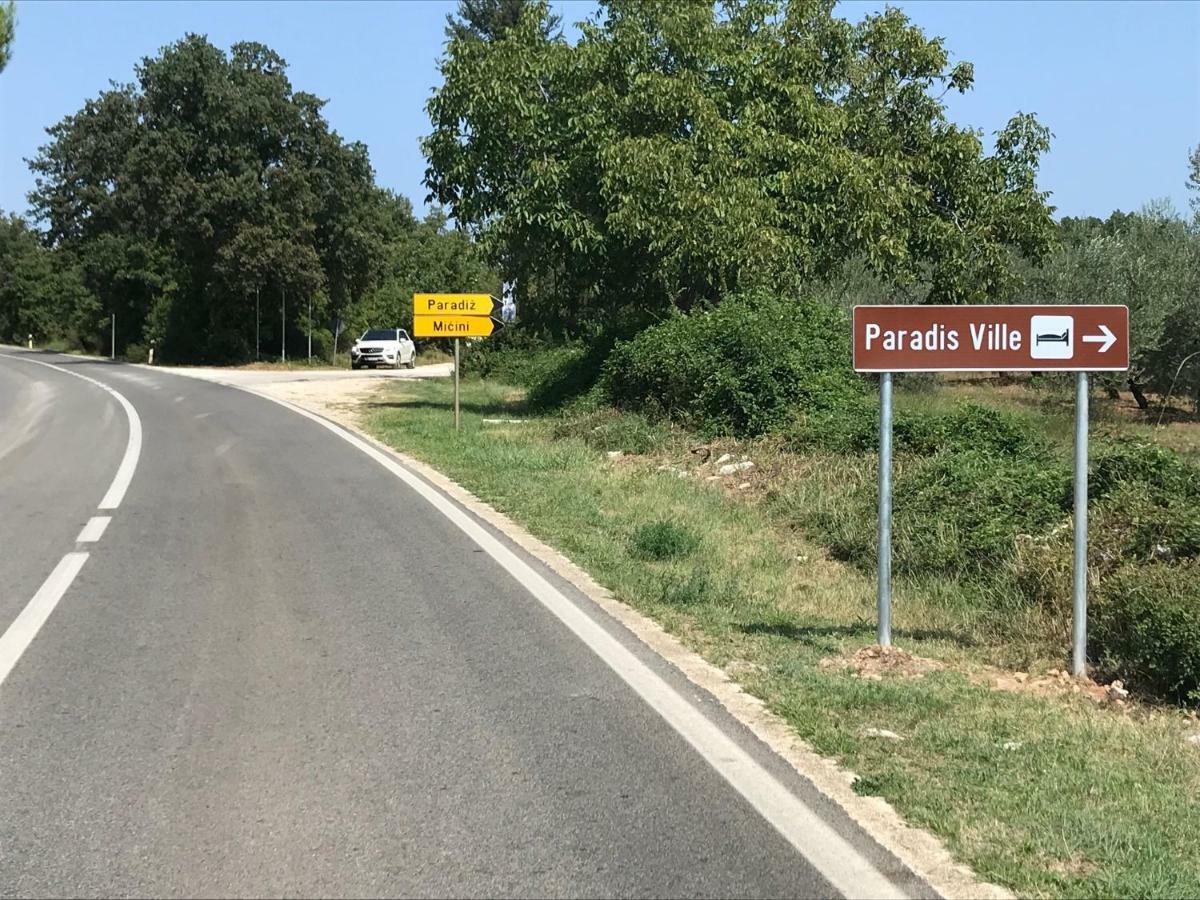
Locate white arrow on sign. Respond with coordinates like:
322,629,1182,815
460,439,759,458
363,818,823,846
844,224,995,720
1081,324,1116,353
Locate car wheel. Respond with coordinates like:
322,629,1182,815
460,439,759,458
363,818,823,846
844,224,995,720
405,355,416,369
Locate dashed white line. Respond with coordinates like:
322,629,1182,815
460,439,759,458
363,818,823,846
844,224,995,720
0,352,143,689
76,516,112,543
0,553,89,688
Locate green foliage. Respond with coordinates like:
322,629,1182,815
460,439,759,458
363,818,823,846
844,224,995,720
1091,440,1200,505
0,1,13,73
1188,145,1199,223
446,0,559,43
21,35,497,363
551,407,671,454
891,452,1071,575
0,213,98,346
1017,205,1200,407
788,399,1050,457
1093,561,1200,702
654,568,717,605
345,205,498,351
601,291,862,436
426,0,1056,336
630,520,702,561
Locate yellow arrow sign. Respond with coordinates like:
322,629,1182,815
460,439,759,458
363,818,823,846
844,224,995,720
412,315,501,338
413,293,498,317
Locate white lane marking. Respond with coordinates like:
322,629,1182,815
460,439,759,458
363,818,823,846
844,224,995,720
214,438,236,457
248,391,911,900
76,516,112,543
194,412,212,420
2,355,143,510
0,553,89,688
174,395,185,403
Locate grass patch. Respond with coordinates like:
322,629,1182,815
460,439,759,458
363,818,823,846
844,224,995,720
630,520,702,561
361,376,1200,898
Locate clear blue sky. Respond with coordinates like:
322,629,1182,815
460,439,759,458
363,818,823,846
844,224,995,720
1,1,1197,222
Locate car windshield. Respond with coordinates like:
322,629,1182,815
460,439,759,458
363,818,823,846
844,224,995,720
362,330,395,341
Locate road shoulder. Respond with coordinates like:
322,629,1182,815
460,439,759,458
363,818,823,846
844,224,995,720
248,375,1010,900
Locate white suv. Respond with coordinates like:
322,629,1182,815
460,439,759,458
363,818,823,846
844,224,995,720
350,328,416,369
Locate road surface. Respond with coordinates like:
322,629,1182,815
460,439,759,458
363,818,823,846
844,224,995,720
0,350,934,899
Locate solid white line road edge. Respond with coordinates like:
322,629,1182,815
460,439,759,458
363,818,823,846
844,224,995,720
0,553,89,687
1,354,143,510
76,516,112,543
247,389,913,900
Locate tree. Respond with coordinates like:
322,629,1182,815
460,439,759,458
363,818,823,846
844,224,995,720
1188,145,1199,223
28,35,382,362
347,204,499,340
0,212,97,345
0,1,15,74
445,0,559,42
1020,204,1200,410
425,0,1056,336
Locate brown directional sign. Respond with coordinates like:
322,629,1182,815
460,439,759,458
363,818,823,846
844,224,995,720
852,305,1129,373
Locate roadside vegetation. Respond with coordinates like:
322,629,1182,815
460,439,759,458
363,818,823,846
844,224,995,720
4,0,1200,892
363,373,1200,898
0,36,497,363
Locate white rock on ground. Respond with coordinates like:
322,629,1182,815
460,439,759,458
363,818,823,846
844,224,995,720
863,727,902,741
715,453,734,466
717,460,755,476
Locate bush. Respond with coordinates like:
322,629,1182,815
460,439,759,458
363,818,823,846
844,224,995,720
820,450,1072,576
552,408,673,455
630,520,702,561
123,342,150,364
893,451,1072,575
461,327,567,384
786,400,1049,457
1090,439,1200,504
1092,560,1200,702
601,290,864,437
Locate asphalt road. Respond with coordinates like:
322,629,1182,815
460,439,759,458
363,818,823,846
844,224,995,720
0,350,934,899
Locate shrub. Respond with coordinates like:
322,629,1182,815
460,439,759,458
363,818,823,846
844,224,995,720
820,450,1073,576
552,408,672,455
630,520,702,561
786,400,1049,457
1092,560,1200,703
892,451,1072,575
601,290,864,437
123,342,150,364
461,327,567,384
1090,439,1200,504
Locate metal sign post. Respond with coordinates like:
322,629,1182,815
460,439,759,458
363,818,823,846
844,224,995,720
853,305,1129,664
1072,372,1089,676
877,372,894,647
412,293,504,432
454,338,461,432
111,313,116,360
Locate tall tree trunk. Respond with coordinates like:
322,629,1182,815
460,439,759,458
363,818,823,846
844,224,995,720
1128,378,1149,410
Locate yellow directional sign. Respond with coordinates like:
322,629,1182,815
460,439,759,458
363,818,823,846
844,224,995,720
412,315,502,338
413,293,498,317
